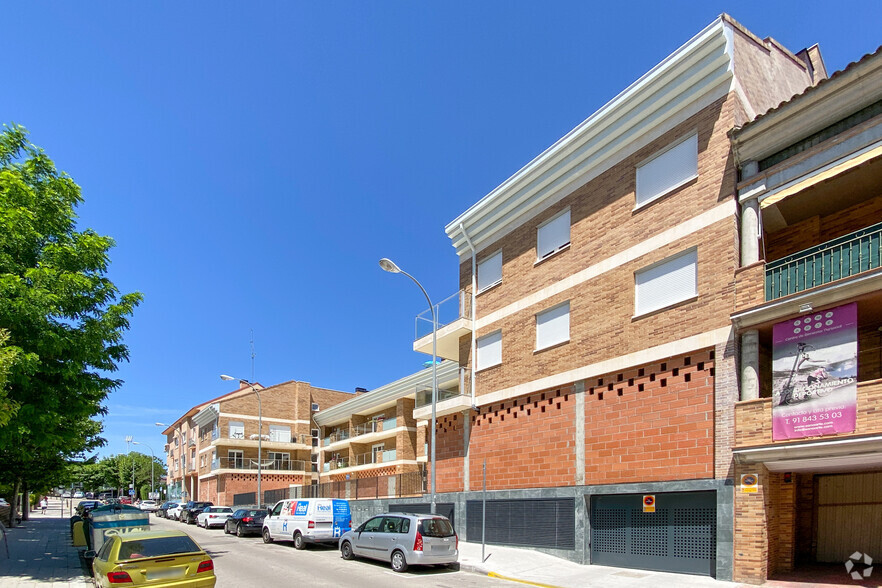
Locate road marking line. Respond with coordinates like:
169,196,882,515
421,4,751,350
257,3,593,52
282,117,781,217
487,572,562,588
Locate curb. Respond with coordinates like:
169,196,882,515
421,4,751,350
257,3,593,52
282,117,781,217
459,562,564,588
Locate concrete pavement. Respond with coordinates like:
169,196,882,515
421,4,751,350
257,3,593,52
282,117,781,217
458,540,736,588
0,498,91,587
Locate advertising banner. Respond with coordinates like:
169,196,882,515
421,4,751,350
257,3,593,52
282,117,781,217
772,303,858,440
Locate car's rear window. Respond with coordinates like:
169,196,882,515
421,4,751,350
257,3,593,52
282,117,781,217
418,518,455,537
118,536,201,560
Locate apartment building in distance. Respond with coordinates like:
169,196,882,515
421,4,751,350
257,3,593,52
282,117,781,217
730,46,882,583
412,15,823,580
313,361,462,500
161,380,354,506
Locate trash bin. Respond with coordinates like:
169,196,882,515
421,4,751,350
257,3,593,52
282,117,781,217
85,504,149,551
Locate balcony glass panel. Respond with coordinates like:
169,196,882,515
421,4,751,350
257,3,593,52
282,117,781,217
323,429,350,446
415,290,472,340
766,221,882,300
415,386,466,408
212,456,307,471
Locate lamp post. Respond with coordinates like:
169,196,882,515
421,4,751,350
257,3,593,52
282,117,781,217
379,257,438,514
221,375,263,507
125,436,135,499
132,441,155,500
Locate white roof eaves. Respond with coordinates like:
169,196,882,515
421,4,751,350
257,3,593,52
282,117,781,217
313,361,460,427
446,16,732,256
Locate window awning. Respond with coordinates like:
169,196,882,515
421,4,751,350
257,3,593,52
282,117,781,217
192,403,219,428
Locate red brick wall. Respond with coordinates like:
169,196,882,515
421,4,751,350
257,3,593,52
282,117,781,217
433,413,466,493
465,387,576,491
585,350,716,484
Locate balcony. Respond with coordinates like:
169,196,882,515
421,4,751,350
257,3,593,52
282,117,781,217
323,429,350,448
355,449,397,466
413,290,472,360
211,456,309,473
211,432,312,450
766,221,882,301
322,457,350,473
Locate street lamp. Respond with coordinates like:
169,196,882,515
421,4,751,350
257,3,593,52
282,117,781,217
132,441,155,501
221,374,263,507
125,436,135,499
379,257,438,514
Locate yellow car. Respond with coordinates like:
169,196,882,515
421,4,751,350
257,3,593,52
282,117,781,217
87,529,216,587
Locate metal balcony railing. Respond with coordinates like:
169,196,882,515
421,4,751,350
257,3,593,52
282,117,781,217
415,290,472,340
323,430,350,447
766,221,882,300
211,429,219,441
322,457,350,472
352,419,394,437
212,456,308,472
355,449,397,466
415,386,466,408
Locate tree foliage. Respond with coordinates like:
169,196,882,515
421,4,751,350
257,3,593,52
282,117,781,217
0,124,142,496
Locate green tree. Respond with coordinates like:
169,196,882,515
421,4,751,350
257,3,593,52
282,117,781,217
0,124,142,522
0,329,20,425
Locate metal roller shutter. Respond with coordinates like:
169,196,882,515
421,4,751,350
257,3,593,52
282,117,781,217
466,498,575,549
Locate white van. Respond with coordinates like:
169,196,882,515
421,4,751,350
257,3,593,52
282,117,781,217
262,498,351,549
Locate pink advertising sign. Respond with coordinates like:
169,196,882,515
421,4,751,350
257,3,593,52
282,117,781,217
772,303,858,441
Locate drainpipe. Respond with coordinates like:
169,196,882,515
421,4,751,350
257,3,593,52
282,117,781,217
459,223,477,406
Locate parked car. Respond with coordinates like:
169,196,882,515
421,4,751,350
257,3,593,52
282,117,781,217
196,506,234,529
86,529,216,587
166,503,184,521
181,501,214,525
138,500,159,513
118,496,133,505
339,512,458,573
73,491,84,499
262,498,351,549
156,501,179,519
224,508,268,537
0,498,9,507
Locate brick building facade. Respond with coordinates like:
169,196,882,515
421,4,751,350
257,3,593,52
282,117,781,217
161,379,354,506
730,46,882,584
409,15,824,580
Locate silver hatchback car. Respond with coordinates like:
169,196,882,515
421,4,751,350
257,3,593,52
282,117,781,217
339,512,458,572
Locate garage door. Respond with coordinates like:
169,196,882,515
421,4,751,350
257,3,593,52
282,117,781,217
590,491,716,577
817,472,882,562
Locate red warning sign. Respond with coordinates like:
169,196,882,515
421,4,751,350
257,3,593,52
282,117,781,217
643,494,656,513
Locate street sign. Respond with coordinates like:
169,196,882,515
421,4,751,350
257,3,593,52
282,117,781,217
128,489,135,497
741,474,758,494
643,495,656,513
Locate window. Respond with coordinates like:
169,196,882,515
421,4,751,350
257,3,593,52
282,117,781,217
311,403,320,411
636,133,698,207
635,249,698,315
536,302,570,350
477,251,502,292
476,330,502,370
311,428,319,448
268,452,290,469
269,425,291,443
228,421,244,439
537,209,570,260
228,450,243,468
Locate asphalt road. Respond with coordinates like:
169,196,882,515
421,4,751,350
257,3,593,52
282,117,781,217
149,514,511,587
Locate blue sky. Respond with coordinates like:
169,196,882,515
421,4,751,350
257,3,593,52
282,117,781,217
3,2,879,461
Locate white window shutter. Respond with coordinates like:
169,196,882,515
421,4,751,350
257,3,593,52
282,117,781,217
635,249,697,315
478,251,502,291
476,330,502,370
636,134,698,206
537,209,571,259
536,303,570,350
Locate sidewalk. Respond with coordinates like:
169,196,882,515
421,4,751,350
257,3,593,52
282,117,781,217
458,540,737,588
0,498,91,588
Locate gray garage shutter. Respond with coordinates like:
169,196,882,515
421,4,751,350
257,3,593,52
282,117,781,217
590,491,716,577
466,498,575,550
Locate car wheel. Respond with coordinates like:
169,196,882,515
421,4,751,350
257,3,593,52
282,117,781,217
391,550,408,573
224,523,231,534
236,524,244,538
262,527,273,543
340,541,354,560
293,531,305,550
